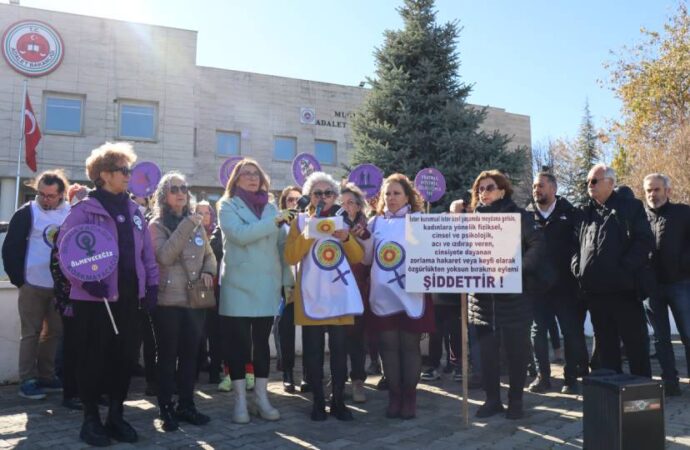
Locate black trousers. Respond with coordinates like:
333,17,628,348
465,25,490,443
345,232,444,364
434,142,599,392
531,294,589,382
61,315,78,400
139,308,157,384
587,291,651,377
73,281,140,414
303,325,347,389
199,304,223,376
476,324,530,404
279,303,297,372
154,307,206,408
221,316,273,380
428,304,461,369
346,316,367,382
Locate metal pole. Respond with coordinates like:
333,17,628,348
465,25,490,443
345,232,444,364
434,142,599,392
14,79,27,211
461,292,469,427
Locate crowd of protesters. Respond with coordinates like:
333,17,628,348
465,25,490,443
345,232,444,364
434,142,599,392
2,139,689,446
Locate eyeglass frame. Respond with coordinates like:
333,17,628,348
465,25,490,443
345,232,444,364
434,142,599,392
587,177,611,186
477,184,499,194
110,166,132,177
169,184,189,195
311,190,336,198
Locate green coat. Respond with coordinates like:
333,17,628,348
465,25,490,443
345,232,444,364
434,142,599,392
217,196,291,317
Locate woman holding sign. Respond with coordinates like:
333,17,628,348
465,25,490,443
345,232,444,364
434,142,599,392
284,172,364,421
217,159,294,424
57,142,159,447
468,170,545,420
357,173,434,420
149,172,216,431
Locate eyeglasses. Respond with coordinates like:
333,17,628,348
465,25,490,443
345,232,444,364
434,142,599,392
169,184,189,194
239,171,260,178
587,177,607,186
478,184,498,193
286,196,301,203
37,192,60,201
112,166,131,176
312,190,335,198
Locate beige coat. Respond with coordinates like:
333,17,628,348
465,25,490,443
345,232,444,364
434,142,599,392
149,216,216,308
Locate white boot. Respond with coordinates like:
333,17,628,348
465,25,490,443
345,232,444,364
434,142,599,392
232,379,250,424
250,378,280,421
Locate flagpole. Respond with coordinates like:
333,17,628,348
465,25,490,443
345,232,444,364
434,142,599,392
14,79,27,211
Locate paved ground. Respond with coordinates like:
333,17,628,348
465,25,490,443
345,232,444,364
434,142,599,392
1,341,689,449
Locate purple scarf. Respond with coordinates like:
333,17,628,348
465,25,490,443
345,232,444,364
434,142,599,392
234,186,268,219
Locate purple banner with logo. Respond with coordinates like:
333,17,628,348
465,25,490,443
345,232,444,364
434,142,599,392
219,156,244,188
58,224,119,282
129,162,161,198
292,153,321,187
348,164,383,198
415,168,446,202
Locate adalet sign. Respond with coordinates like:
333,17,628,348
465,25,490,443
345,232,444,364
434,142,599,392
2,20,64,77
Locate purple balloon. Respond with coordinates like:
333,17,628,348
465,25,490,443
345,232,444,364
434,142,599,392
59,224,119,282
292,153,321,187
219,156,244,188
129,162,161,198
415,168,446,202
348,164,383,198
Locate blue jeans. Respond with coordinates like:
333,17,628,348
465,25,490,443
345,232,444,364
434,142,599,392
644,279,690,382
531,293,589,383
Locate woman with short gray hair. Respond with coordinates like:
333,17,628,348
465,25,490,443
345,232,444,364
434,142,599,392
285,172,365,421
149,172,216,432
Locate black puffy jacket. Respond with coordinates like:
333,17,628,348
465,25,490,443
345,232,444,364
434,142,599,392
645,201,690,285
572,191,654,294
468,197,545,329
526,196,582,295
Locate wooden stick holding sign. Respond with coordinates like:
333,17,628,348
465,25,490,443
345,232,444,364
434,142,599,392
461,292,469,427
58,224,121,335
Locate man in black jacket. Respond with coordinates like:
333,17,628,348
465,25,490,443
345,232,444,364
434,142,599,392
527,173,589,394
643,173,690,395
572,164,653,377
2,171,71,400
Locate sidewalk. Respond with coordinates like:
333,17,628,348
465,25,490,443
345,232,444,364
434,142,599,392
1,345,689,449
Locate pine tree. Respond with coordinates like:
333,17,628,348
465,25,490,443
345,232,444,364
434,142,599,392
572,101,600,206
350,0,527,210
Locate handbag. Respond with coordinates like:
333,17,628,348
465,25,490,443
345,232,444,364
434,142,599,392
179,250,215,309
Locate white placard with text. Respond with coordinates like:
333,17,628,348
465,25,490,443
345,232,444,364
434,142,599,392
405,213,522,293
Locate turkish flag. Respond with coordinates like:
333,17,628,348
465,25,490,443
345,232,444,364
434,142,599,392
23,92,41,172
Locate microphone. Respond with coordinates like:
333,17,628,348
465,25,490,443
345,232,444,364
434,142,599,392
296,195,311,212
336,207,354,227
315,200,325,217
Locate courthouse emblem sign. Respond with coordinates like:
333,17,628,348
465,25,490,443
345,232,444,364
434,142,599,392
2,20,64,77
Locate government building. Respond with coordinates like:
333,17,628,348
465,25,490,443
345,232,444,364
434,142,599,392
0,2,531,221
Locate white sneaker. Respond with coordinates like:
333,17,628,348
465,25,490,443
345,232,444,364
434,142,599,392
420,368,441,381
352,380,366,403
217,375,232,392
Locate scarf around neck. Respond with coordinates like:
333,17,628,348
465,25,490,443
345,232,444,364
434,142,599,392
234,186,268,219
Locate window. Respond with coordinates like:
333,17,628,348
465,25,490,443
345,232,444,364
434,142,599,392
44,94,84,135
314,140,336,165
216,131,241,156
118,100,157,140
274,136,296,161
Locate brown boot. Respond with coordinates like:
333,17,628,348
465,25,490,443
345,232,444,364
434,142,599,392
386,386,402,418
400,386,416,420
